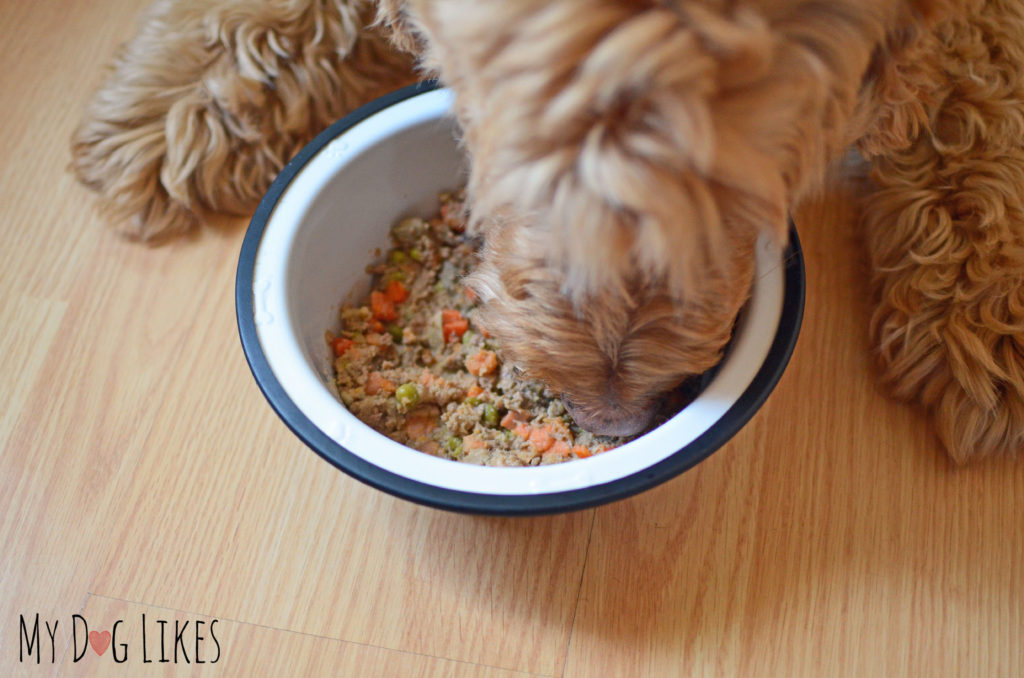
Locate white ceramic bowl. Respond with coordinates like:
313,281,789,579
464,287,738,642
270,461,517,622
236,82,804,515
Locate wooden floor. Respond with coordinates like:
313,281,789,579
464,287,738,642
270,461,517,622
2,1,1022,676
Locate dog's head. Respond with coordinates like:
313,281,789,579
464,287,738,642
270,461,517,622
457,3,799,434
468,215,758,436
385,0,851,434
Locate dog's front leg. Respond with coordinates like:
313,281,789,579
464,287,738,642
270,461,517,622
861,1,1024,462
72,0,415,240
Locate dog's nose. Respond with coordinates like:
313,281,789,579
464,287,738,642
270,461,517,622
561,396,655,437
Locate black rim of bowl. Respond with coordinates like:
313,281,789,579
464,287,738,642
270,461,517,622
235,80,806,516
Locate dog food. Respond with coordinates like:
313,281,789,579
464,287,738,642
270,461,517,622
329,190,696,466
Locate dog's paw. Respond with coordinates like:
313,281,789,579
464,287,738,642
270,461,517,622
865,152,1024,463
931,366,1024,464
871,285,1024,463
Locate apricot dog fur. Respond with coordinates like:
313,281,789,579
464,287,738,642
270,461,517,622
72,0,1024,462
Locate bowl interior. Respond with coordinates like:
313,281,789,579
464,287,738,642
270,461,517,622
248,87,790,497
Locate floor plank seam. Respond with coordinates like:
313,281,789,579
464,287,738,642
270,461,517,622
560,509,598,678
86,592,556,677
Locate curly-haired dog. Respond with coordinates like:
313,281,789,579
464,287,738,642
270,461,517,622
72,0,1024,462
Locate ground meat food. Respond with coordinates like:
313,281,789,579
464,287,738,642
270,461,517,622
329,190,696,466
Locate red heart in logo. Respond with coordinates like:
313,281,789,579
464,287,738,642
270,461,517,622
89,630,111,656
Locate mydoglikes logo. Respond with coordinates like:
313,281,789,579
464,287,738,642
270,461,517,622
18,613,221,665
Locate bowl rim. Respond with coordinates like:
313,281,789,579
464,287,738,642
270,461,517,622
235,80,805,516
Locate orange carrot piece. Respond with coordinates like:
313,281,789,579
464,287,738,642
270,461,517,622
572,445,592,459
467,385,484,398
440,309,469,341
370,290,397,322
502,410,531,429
528,426,554,453
443,318,469,343
385,279,409,304
365,371,395,396
405,411,438,439
331,337,354,357
463,434,487,451
465,350,498,376
514,423,531,439
550,440,571,457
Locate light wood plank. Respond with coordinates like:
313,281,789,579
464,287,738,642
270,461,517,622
0,228,242,671
0,5,254,669
0,296,67,452
0,0,153,300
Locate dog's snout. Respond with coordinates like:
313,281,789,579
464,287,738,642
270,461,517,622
561,395,655,437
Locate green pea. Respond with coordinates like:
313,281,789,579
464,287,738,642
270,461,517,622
482,403,499,427
385,270,407,283
387,324,403,343
461,330,475,345
409,248,423,262
445,436,463,457
464,396,480,407
389,250,408,265
395,383,421,408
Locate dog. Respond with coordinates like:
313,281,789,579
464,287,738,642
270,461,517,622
72,0,1024,462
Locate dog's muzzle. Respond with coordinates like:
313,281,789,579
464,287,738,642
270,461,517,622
561,395,655,437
